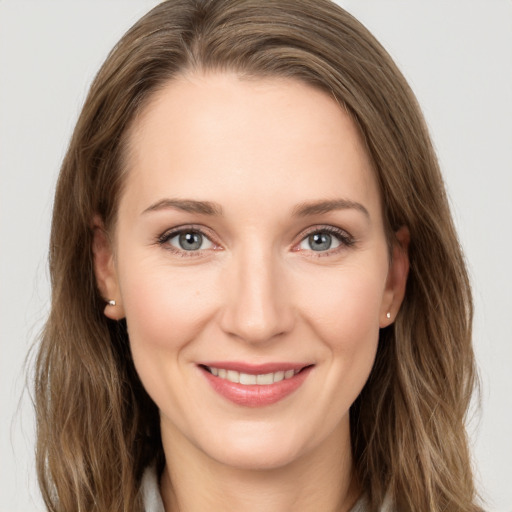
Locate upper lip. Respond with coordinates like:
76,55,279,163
199,361,313,374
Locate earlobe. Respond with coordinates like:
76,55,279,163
380,226,410,327
92,215,125,320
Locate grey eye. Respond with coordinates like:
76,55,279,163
179,232,202,250
308,233,332,251
168,231,213,251
299,231,342,252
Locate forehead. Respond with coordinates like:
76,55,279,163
121,72,381,219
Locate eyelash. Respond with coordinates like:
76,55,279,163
156,224,355,258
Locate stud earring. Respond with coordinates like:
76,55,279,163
386,312,391,319
108,300,116,306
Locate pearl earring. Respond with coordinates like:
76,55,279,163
108,300,116,306
386,312,391,319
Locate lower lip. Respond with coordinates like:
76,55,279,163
200,366,313,407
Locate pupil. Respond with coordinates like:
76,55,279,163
309,233,331,251
179,232,202,250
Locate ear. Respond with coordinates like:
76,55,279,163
379,226,410,327
92,215,125,320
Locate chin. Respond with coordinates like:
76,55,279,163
195,420,317,471
209,441,304,471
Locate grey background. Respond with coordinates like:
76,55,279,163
1,1,511,511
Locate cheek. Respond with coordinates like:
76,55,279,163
295,260,387,403
118,258,219,388
122,260,212,338
118,261,224,427
299,262,387,345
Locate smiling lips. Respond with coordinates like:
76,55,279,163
199,362,314,407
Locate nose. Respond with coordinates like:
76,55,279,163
219,244,295,345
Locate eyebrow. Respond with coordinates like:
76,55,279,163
142,198,223,216
141,197,369,219
292,199,370,218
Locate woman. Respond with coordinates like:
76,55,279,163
34,1,482,511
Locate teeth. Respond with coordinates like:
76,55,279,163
273,371,285,383
207,366,300,385
256,373,274,385
239,373,256,385
226,370,239,383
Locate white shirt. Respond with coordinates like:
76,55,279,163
141,465,165,512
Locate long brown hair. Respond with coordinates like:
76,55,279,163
35,1,481,510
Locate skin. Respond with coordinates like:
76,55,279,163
93,72,409,512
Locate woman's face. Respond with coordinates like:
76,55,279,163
95,72,408,470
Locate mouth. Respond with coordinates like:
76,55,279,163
198,362,314,407
200,364,310,385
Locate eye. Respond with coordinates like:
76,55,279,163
299,232,340,252
162,229,214,252
297,227,353,253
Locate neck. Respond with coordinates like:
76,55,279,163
159,419,360,512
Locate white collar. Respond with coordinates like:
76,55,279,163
141,464,165,512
